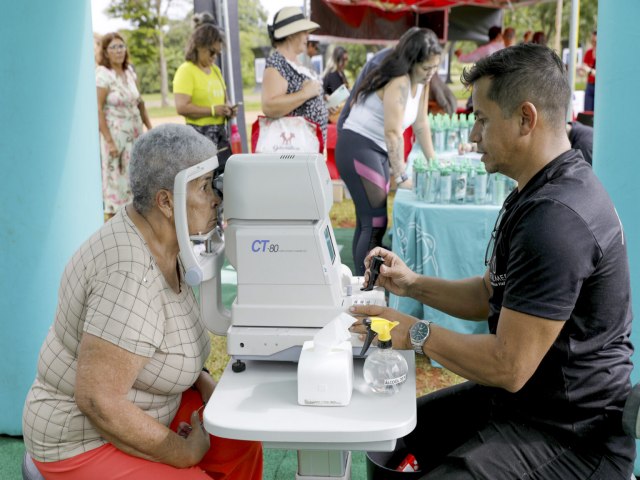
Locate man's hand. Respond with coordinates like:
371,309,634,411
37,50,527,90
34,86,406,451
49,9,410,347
363,247,418,297
349,305,417,350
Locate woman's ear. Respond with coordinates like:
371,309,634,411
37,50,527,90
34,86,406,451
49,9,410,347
156,189,174,220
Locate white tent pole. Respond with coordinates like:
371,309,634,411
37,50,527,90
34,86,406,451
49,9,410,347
221,0,235,105
567,0,580,121
554,0,563,53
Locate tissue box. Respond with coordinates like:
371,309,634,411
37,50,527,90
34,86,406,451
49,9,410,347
297,340,353,406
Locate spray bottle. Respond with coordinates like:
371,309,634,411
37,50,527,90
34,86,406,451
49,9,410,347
361,317,408,395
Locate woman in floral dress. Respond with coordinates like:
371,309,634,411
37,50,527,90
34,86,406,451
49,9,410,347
97,32,152,220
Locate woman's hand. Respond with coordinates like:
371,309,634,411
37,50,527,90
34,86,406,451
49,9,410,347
107,140,119,158
398,177,413,190
301,79,323,101
182,410,210,464
213,104,234,118
363,247,418,297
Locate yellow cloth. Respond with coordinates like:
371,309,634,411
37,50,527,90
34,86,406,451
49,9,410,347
173,61,226,126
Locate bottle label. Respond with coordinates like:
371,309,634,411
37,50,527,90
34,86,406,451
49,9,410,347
384,374,407,386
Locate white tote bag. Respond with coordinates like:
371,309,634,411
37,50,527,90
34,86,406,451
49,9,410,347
251,116,324,153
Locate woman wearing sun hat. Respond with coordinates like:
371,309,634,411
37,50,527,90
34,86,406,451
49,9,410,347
261,6,328,142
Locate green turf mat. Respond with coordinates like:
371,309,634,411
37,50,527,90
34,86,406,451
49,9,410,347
0,436,25,480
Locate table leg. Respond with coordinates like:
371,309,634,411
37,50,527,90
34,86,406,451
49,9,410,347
295,450,352,479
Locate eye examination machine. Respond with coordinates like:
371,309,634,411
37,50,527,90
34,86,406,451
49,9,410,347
174,154,416,480
175,153,386,365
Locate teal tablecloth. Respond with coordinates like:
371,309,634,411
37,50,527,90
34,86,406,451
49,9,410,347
390,189,500,336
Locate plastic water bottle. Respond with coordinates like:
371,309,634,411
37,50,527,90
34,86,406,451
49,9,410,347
426,158,440,203
453,165,467,203
459,114,469,145
438,167,452,204
230,123,242,154
474,167,488,204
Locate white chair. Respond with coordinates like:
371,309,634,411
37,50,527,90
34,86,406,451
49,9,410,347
22,452,44,480
622,383,640,480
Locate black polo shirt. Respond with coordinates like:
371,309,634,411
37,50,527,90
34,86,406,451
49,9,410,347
486,150,634,461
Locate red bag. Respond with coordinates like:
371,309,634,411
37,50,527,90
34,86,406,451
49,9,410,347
251,115,324,154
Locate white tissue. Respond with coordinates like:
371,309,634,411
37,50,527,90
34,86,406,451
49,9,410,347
313,313,355,353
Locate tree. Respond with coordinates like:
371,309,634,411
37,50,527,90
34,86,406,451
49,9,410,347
503,0,598,50
107,0,189,107
238,0,270,87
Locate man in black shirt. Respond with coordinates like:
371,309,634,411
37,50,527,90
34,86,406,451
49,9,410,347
567,120,594,165
352,44,634,479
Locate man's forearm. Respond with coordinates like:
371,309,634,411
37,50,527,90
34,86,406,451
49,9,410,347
410,274,490,320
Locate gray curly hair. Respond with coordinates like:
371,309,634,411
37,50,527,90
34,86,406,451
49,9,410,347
129,124,217,214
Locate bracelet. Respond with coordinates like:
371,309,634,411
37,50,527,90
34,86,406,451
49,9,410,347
395,172,409,184
210,105,216,117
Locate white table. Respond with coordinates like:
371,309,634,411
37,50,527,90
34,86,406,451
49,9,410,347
203,351,417,479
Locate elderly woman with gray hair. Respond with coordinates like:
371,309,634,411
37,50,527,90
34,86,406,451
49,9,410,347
22,124,262,480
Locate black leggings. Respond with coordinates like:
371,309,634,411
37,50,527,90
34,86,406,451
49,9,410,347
335,129,390,276
402,382,634,479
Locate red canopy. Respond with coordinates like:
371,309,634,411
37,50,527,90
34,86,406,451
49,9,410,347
322,0,546,15
312,0,550,42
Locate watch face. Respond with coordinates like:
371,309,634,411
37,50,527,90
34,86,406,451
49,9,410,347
411,321,430,342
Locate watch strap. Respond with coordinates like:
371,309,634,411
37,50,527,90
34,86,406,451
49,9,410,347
411,320,432,355
395,172,409,184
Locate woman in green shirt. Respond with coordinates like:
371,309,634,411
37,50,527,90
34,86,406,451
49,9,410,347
173,24,236,172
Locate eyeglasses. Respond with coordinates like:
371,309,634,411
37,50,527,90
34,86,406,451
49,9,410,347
108,44,126,51
484,204,506,267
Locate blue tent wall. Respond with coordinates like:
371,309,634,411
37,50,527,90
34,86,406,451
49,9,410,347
594,0,640,473
0,1,103,433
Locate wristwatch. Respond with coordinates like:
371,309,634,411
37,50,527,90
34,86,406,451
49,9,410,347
395,172,409,185
409,320,432,355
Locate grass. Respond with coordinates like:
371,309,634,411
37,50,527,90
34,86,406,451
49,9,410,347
143,88,262,119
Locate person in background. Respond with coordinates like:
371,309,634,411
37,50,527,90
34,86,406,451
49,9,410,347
428,73,457,115
567,120,594,165
23,124,263,480
173,22,236,173
301,39,321,74
521,30,533,44
502,27,516,47
532,30,548,46
262,6,328,142
336,28,441,276
579,30,597,112
323,46,350,123
96,32,152,222
323,46,349,96
352,44,634,479
455,26,504,64
93,33,102,64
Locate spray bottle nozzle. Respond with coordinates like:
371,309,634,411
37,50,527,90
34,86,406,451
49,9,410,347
359,317,399,355
361,255,384,291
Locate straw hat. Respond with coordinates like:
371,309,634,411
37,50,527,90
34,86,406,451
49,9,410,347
270,7,319,40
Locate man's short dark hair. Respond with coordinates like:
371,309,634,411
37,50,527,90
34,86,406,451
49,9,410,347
488,26,502,41
461,43,570,128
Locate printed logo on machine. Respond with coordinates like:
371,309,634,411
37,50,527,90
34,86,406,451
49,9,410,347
251,240,306,254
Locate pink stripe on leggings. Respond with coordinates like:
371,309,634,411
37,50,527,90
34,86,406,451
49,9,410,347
373,216,386,228
354,159,389,192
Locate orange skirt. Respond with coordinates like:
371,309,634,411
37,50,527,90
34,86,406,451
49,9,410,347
32,388,263,480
